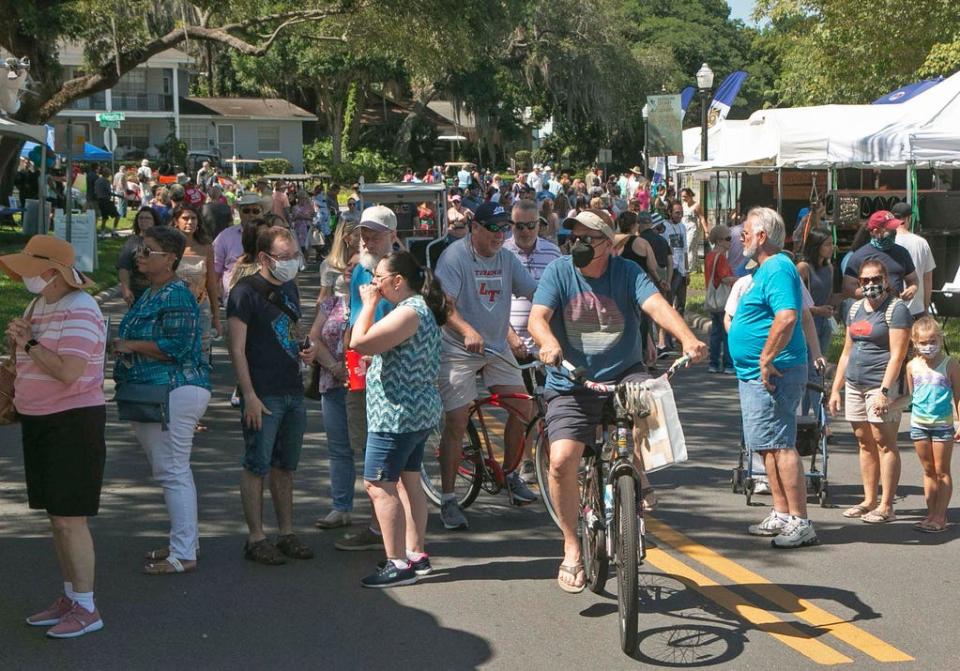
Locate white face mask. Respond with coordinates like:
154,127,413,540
917,343,941,358
267,256,299,283
23,275,51,294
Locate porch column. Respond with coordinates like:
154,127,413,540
172,67,181,138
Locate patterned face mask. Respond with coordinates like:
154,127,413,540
861,283,885,299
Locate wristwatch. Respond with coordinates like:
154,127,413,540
24,339,39,354
879,386,890,397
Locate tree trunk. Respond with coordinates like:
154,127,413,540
393,84,437,162
348,86,365,148
328,100,345,165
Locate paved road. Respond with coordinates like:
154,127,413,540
0,272,955,669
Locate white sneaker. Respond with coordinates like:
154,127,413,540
754,480,771,495
748,510,786,537
315,510,352,529
772,518,818,548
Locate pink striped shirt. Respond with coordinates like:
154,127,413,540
14,291,106,416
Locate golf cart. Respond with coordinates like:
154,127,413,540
357,180,448,267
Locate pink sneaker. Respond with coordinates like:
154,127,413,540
45,603,103,639
26,596,73,627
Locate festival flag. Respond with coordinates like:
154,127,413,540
707,71,748,127
680,86,696,114
872,77,943,104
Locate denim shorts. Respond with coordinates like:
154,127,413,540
240,394,307,475
738,364,807,452
910,425,955,442
363,428,432,482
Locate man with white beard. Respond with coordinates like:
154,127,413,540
331,205,399,550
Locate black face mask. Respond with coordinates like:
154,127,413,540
571,241,596,268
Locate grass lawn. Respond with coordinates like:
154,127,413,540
0,211,135,353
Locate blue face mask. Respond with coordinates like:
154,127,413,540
870,232,895,251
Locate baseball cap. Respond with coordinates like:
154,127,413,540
890,202,912,219
561,209,616,241
473,202,510,226
358,204,397,232
866,210,901,231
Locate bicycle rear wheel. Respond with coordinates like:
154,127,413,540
581,459,609,594
616,473,639,654
420,419,483,508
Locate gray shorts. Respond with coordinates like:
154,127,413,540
544,368,649,446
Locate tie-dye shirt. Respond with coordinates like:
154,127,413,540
910,356,955,428
533,255,658,392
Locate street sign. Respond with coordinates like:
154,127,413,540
646,94,683,157
100,119,121,129
96,111,125,123
598,148,613,164
103,128,117,152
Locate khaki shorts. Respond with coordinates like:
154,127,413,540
438,342,524,411
845,382,902,424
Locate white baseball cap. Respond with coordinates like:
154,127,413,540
561,209,616,241
359,204,397,232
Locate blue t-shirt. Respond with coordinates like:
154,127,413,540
728,254,808,381
349,264,393,327
533,255,659,392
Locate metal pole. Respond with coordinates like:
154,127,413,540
643,120,648,175
65,120,73,243
39,143,47,233
700,90,709,163
776,167,783,214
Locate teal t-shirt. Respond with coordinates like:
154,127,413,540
728,253,807,381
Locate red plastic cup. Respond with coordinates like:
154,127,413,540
345,348,367,391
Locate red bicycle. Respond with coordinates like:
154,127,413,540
420,349,547,508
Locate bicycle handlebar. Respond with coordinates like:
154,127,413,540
561,355,692,392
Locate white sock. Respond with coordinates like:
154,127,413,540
775,511,790,521
441,493,457,504
391,558,411,569
792,516,809,525
64,582,77,602
406,550,427,562
72,591,95,613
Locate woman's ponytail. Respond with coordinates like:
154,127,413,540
382,250,450,326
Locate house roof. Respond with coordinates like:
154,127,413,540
53,42,194,67
427,101,476,130
180,97,317,120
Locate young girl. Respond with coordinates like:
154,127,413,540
899,317,960,532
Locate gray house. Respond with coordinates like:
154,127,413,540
44,43,316,171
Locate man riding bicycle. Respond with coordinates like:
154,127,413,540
527,209,707,593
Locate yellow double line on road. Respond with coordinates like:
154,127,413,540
644,518,914,665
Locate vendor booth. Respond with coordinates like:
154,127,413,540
357,181,448,267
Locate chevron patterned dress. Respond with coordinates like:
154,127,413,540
366,295,442,433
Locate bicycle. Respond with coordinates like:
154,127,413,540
536,356,691,655
419,347,548,508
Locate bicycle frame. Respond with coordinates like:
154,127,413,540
597,411,645,562
470,391,537,490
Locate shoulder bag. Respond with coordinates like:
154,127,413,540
704,253,732,313
0,299,39,426
114,381,171,430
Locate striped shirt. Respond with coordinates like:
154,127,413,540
15,291,106,416
504,236,562,352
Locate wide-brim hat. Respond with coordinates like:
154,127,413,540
0,235,93,289
237,193,264,207
630,165,644,174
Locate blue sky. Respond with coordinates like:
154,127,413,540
727,0,757,22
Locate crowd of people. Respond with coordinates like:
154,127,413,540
2,159,956,638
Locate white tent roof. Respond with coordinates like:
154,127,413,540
0,117,48,144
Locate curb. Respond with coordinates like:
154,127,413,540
684,310,713,336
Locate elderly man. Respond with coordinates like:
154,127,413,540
528,209,707,591
435,202,539,530
729,207,816,548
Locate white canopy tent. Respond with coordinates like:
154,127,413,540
0,117,50,232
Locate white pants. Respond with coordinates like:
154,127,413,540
132,385,211,561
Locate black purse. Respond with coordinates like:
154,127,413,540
114,382,171,430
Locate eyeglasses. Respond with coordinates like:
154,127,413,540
240,207,261,214
266,252,302,263
858,275,884,286
137,246,169,258
568,234,604,246
373,272,399,282
512,220,538,231
478,221,509,233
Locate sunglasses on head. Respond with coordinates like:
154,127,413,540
512,220,538,231
858,275,884,286
478,221,509,233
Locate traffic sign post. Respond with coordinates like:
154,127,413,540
100,120,121,129
96,111,125,123
104,128,117,152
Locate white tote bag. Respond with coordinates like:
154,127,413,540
636,376,688,472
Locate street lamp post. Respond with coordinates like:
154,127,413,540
641,103,649,176
696,63,714,264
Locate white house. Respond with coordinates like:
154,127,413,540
44,43,316,171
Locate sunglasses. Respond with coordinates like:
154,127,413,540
478,221,509,233
137,246,169,258
512,220,538,231
240,207,261,214
858,275,884,286
569,234,604,246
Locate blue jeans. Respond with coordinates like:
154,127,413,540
321,386,354,512
240,394,307,475
709,311,733,369
738,364,807,451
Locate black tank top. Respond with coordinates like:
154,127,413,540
621,235,647,269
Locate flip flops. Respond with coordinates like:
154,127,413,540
861,509,896,524
842,504,873,518
913,521,948,534
557,562,585,594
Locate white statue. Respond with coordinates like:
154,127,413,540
0,57,31,116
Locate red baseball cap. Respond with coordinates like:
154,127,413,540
866,210,901,231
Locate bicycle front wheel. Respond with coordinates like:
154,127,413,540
616,473,639,654
420,419,483,509
531,421,562,528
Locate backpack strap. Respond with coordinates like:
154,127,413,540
847,298,864,326
884,297,905,327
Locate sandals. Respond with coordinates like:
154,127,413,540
641,487,658,513
144,547,200,561
557,562,586,594
914,521,948,533
842,504,873,519
143,556,197,575
861,509,896,524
